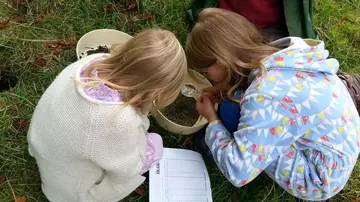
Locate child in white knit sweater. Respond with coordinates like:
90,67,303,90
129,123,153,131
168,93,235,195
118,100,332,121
27,29,187,201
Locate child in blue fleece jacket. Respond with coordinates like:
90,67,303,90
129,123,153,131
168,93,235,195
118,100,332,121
186,8,360,200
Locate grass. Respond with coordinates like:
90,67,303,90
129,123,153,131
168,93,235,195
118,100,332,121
0,0,359,201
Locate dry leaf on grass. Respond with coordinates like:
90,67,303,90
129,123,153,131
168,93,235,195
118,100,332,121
34,16,43,24
103,3,126,13
127,3,136,10
45,37,78,55
131,13,157,22
103,3,115,13
13,119,29,132
10,16,26,23
0,176,6,184
135,188,145,195
103,3,114,12
34,15,50,24
52,47,63,56
14,196,27,202
182,136,193,146
0,19,9,29
116,22,122,30
125,0,137,10
45,38,77,49
103,1,156,31
34,55,48,67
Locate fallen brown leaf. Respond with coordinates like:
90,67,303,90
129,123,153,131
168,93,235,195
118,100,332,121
34,55,48,67
0,176,6,184
125,0,137,11
0,19,9,29
139,13,156,22
182,136,193,146
10,16,26,23
135,188,145,195
34,15,50,24
103,3,115,13
130,13,157,23
117,4,126,12
127,19,134,25
34,17,42,24
104,2,126,13
45,38,77,49
45,37,78,55
52,47,63,56
13,119,29,133
14,196,27,202
45,41,58,49
58,37,77,47
127,3,136,10
116,22,122,30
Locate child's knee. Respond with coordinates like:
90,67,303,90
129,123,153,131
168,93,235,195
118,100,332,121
148,133,162,143
147,133,163,159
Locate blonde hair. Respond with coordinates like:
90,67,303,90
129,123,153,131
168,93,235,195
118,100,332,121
83,28,187,112
186,8,279,101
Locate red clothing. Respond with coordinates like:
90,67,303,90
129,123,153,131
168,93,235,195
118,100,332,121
219,0,284,29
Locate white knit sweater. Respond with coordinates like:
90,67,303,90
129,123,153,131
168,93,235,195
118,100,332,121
27,54,148,202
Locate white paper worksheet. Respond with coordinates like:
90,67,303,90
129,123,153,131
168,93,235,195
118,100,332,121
149,148,213,202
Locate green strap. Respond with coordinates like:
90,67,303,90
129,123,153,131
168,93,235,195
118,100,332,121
283,0,317,39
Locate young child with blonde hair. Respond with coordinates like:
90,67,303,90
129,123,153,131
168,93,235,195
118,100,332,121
186,8,360,200
27,28,187,202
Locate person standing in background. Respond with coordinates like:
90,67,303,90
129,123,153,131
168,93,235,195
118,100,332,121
186,0,317,41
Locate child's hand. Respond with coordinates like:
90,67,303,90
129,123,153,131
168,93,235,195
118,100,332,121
201,87,221,104
196,95,218,122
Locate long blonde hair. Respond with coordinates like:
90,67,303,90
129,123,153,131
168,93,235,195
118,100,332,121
83,28,187,112
186,8,279,101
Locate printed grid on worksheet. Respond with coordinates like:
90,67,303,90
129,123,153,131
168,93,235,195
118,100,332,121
163,158,211,202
